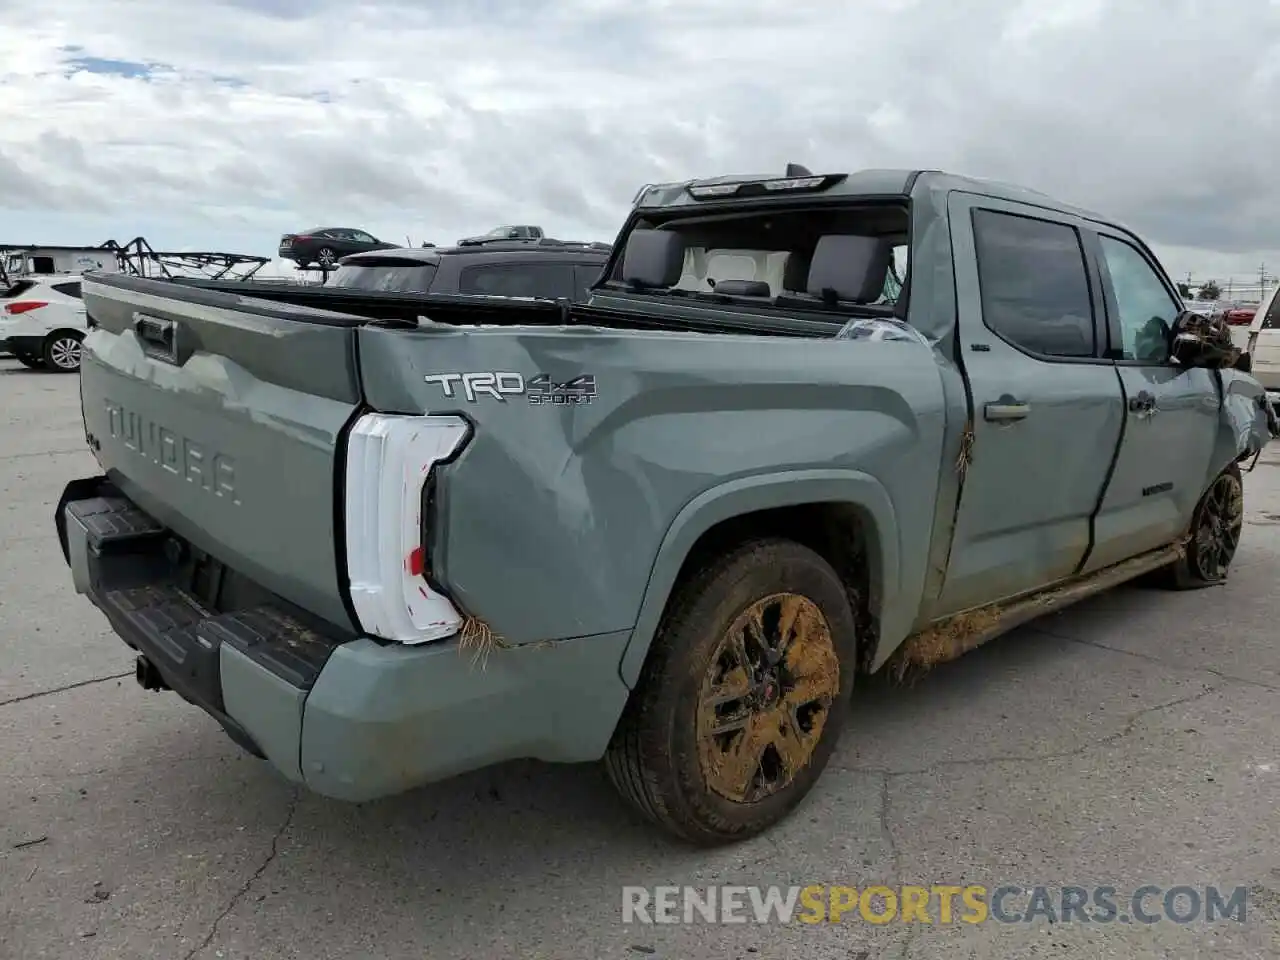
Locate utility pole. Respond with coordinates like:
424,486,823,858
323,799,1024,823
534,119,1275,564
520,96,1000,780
1260,263,1268,301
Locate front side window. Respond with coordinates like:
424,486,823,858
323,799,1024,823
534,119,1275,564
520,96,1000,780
973,209,1096,358
1099,236,1180,363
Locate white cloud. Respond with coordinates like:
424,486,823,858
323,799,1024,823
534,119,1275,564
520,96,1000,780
0,0,1278,290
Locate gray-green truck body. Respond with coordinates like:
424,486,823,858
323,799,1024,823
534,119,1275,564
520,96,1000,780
56,169,1271,832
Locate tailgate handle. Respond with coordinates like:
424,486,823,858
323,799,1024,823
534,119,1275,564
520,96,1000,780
133,313,177,361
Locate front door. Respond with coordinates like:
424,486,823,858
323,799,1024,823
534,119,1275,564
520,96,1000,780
932,194,1126,616
1080,230,1220,572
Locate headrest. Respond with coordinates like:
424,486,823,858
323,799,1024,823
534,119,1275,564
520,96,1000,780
806,235,894,304
621,229,685,288
713,279,771,297
783,251,811,291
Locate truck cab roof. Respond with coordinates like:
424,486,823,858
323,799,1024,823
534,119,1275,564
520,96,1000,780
633,167,1114,228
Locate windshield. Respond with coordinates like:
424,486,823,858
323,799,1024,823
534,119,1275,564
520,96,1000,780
329,262,437,293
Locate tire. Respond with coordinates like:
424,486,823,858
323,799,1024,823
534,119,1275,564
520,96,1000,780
13,352,44,369
605,539,858,845
42,331,84,373
316,247,338,269
1164,463,1244,588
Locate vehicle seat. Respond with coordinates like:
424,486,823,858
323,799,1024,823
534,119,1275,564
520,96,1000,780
782,251,811,292
775,235,894,312
621,229,686,289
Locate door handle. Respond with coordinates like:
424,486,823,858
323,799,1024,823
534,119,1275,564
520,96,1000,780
984,397,1031,422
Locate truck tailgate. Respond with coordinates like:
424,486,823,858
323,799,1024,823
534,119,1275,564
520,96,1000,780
78,274,364,631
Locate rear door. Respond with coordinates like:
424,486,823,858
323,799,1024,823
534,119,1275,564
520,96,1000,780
1079,228,1220,572
78,274,364,631
322,229,360,257
934,194,1125,615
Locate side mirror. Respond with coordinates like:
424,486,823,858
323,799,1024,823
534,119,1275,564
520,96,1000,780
1169,310,1240,369
1234,351,1253,374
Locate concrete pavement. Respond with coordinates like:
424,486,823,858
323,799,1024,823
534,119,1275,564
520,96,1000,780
0,358,1276,959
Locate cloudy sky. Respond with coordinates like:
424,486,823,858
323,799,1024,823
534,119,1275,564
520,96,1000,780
0,0,1277,288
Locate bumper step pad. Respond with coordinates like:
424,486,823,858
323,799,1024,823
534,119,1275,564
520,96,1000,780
64,492,342,717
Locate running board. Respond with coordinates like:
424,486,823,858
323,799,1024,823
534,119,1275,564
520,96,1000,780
889,541,1185,679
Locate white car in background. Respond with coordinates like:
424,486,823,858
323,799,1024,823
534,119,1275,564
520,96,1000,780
0,274,88,372
1246,284,1280,410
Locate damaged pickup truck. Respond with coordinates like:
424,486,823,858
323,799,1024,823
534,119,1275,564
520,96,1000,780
56,167,1272,845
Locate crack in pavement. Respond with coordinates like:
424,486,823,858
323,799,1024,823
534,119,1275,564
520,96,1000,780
183,790,299,960
0,672,133,709
837,683,1223,779
868,681,1229,959
1029,626,1280,692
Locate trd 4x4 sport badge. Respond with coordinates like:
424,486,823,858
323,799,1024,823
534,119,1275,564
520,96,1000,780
423,372,596,404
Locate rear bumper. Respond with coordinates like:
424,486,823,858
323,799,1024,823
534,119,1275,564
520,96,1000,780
57,478,631,802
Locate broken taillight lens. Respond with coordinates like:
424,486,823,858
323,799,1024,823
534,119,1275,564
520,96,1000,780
343,413,471,645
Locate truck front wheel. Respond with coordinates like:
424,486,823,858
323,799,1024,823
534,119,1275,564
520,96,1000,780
1163,463,1244,588
605,539,858,845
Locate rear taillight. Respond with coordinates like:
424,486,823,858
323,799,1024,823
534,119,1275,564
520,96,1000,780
343,413,471,644
4,301,48,315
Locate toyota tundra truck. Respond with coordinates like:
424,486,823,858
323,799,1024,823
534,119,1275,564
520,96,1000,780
56,167,1271,845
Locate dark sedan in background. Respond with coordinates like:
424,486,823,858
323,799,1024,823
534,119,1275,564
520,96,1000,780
278,228,397,269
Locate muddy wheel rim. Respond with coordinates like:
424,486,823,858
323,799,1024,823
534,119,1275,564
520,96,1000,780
318,248,337,267
696,592,840,804
1191,472,1243,581
49,338,81,369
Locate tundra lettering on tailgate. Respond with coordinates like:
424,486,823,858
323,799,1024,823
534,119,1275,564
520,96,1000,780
104,399,239,504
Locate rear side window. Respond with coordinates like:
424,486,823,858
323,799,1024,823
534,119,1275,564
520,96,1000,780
458,262,574,299
973,209,1096,358
330,263,438,293
51,282,82,299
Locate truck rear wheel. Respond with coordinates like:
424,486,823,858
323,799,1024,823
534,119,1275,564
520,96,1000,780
605,539,857,845
1163,463,1244,588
